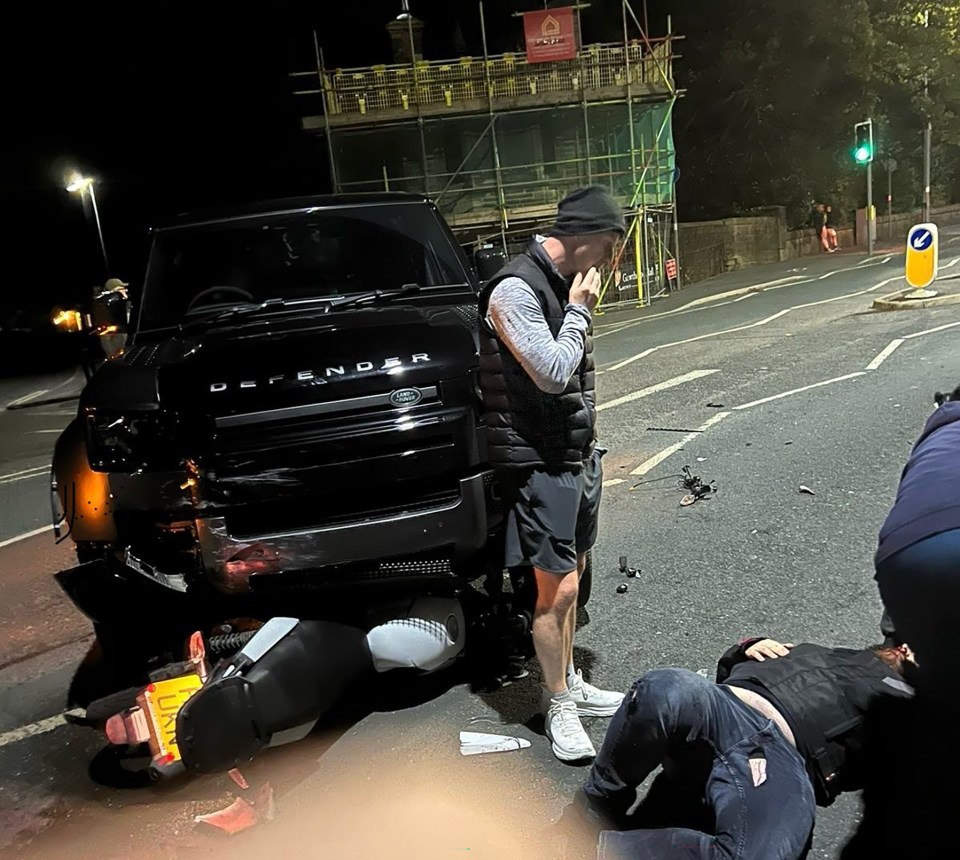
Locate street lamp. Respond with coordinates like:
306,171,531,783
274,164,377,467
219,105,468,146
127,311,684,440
66,172,110,276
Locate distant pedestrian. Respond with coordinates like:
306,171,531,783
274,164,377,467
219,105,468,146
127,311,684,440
824,205,840,251
811,203,832,253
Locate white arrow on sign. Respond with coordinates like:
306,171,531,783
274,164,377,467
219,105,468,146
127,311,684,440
912,231,931,250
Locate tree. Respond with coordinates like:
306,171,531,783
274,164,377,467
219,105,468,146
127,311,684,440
652,0,960,223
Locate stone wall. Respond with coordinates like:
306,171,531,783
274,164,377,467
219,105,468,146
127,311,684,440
679,203,960,284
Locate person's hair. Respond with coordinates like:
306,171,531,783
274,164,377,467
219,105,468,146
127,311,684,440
872,645,906,674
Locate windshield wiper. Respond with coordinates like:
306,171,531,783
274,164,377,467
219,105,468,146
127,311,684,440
324,282,421,311
179,297,291,332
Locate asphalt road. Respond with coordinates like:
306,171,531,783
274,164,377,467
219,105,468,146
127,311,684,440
1,237,959,858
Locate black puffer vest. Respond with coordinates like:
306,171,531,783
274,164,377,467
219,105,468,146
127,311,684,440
721,644,915,805
478,240,596,469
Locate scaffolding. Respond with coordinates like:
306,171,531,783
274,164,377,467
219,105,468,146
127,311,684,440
291,2,682,310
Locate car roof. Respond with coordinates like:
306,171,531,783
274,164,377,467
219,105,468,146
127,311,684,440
153,192,436,232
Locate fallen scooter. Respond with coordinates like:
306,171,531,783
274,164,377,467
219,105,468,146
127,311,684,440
90,597,475,780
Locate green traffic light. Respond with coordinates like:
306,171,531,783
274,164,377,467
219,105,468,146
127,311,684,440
854,145,872,163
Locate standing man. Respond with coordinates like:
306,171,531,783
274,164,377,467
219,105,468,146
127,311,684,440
478,186,626,761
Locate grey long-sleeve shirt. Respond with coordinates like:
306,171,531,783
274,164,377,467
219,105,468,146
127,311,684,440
485,276,592,395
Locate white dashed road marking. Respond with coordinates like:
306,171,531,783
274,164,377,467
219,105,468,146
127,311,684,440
596,369,720,413
0,710,85,748
733,372,867,411
628,411,731,477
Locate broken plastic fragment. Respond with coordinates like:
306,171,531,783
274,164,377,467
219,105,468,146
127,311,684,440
706,402,725,408
459,732,531,756
616,583,629,594
799,485,815,496
228,768,249,790
257,782,276,821
195,796,258,834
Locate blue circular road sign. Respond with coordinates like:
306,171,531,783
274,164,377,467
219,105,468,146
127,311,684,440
909,227,934,251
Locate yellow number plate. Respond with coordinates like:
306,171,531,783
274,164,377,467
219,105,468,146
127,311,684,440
140,674,204,763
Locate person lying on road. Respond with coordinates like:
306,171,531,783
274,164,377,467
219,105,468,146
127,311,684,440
574,635,917,860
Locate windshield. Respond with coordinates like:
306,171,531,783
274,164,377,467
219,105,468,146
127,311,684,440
138,202,473,330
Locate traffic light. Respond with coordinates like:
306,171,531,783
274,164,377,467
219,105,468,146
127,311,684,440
854,120,874,164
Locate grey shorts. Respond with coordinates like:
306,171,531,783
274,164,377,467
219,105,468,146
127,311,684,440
501,446,606,575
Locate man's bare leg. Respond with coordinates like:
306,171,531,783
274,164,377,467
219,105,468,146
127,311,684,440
532,566,580,693
559,552,588,675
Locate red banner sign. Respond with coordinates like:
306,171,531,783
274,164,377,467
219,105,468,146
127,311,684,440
522,7,577,64
665,258,678,281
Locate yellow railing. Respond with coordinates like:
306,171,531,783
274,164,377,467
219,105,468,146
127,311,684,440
301,40,674,119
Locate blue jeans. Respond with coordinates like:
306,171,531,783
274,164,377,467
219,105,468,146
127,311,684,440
584,669,815,860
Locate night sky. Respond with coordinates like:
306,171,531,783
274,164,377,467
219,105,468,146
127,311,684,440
0,1,674,320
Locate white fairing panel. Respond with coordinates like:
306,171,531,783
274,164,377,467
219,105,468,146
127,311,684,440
366,597,465,673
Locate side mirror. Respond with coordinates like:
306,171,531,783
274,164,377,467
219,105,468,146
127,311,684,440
91,289,131,335
475,246,507,283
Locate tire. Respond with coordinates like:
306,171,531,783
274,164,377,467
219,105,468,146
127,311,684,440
577,550,593,609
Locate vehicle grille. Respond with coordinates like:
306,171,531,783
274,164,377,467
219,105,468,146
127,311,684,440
125,343,162,367
248,550,457,591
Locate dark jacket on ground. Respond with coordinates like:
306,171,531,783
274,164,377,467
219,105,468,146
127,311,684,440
876,401,960,565
478,240,596,469
716,639,914,805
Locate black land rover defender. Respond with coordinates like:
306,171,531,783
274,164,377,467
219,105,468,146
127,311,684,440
52,194,528,693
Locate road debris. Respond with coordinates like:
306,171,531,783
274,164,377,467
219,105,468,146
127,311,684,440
678,466,717,506
706,402,725,408
228,768,249,791
618,556,641,578
459,732,531,756
799,485,816,496
616,583,629,594
194,778,276,833
195,797,258,835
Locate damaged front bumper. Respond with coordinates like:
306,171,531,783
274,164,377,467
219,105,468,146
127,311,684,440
56,555,192,626
197,471,498,593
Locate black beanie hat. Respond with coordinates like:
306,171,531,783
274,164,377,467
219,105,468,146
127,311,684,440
549,185,626,237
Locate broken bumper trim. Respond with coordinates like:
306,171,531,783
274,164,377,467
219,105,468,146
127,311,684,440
197,471,497,590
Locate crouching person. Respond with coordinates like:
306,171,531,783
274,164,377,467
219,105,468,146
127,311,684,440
579,637,917,859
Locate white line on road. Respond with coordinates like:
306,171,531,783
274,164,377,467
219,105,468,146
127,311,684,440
0,465,48,484
857,255,892,267
607,309,793,372
0,525,52,549
733,372,867,411
596,369,720,413
5,389,48,408
30,429,64,434
0,709,85,748
866,339,905,370
605,276,902,373
733,292,757,302
629,411,731,477
902,320,960,340
602,478,626,488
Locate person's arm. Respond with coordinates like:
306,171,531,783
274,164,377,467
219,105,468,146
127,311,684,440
715,638,793,682
486,277,591,394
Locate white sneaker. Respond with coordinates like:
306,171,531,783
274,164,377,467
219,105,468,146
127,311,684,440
568,670,625,717
544,699,596,762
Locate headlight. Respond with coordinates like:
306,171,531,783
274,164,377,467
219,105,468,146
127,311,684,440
85,409,172,472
